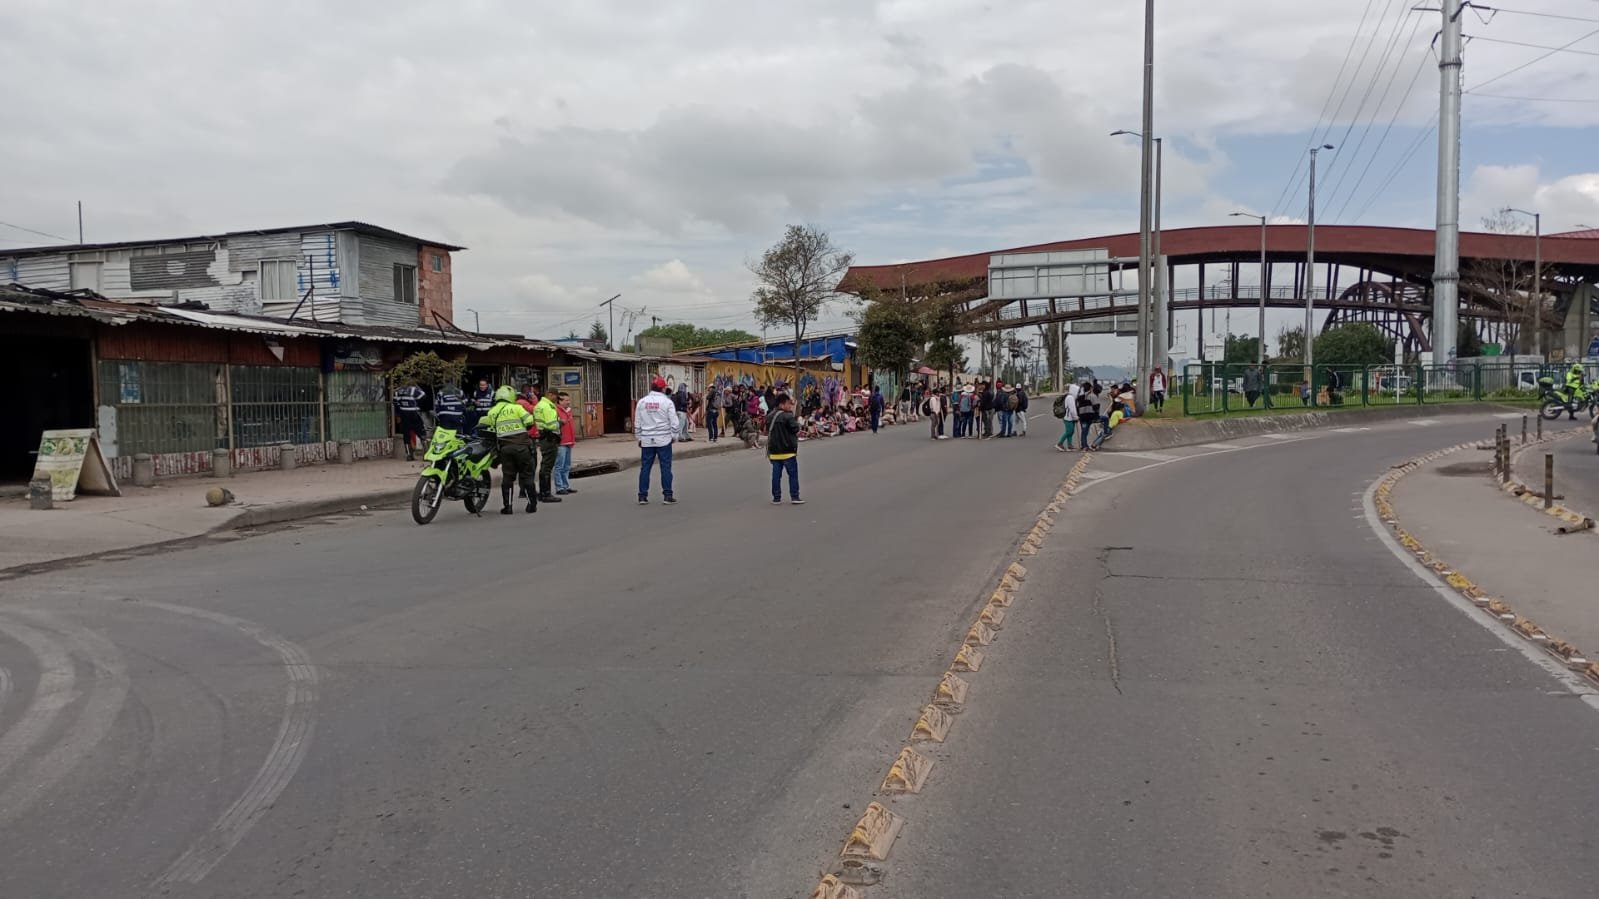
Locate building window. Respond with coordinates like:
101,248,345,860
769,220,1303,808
259,259,298,301
393,264,417,303
430,254,444,273
69,261,102,292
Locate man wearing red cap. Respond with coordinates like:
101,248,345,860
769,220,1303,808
634,375,679,504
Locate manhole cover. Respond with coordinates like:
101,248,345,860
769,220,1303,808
1436,462,1490,477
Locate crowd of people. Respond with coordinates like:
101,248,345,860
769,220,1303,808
913,379,1034,441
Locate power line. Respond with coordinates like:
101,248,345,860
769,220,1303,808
1465,25,1599,91
1349,116,1438,224
1473,7,1599,25
0,220,71,242
1467,34,1599,57
1330,32,1435,223
1281,0,1411,220
1466,91,1599,102
1267,0,1384,218
1321,9,1428,218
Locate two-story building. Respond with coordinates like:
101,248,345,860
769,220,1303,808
1,221,462,327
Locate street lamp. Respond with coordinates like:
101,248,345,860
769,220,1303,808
1305,144,1335,389
1231,212,1269,365
1505,208,1542,357
1113,130,1164,372
465,307,481,332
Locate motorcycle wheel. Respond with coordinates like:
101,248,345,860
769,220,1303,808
1539,400,1566,421
462,472,492,514
411,476,444,525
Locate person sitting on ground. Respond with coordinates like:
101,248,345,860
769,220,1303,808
1090,398,1129,451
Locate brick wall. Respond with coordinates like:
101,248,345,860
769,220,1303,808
418,245,454,326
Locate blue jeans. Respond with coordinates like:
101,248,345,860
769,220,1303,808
953,412,966,438
1080,417,1101,450
554,445,572,491
639,443,674,497
770,457,799,499
707,409,720,441
999,409,1013,436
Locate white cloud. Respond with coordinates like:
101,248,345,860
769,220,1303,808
1463,164,1599,232
635,260,710,295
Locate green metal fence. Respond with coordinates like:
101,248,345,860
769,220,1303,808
97,361,227,455
324,370,390,442
1179,362,1595,416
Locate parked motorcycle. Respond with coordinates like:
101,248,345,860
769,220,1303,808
1537,376,1597,422
411,425,497,525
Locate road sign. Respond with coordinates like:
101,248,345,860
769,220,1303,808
1203,334,1225,360
1587,335,1599,359
988,250,1112,302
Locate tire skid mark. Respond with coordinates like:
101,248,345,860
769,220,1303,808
0,615,78,785
140,600,319,893
0,612,130,829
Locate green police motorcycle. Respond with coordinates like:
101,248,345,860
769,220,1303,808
411,425,498,525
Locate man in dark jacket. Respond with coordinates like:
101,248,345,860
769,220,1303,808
869,385,885,434
1015,385,1030,436
766,393,803,504
979,381,996,439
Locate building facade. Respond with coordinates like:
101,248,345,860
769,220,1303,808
1,221,461,329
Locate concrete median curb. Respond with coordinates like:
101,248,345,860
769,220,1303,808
216,488,417,531
1101,402,1527,451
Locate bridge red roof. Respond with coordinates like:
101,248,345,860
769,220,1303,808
839,224,1599,293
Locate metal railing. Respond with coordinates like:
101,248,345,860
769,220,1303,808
96,361,226,456
1179,361,1596,416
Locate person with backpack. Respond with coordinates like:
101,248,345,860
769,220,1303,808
1076,382,1101,450
1015,384,1030,436
997,384,1016,438
1055,381,1081,452
954,385,971,438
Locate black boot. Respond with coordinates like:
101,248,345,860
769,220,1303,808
526,484,537,513
500,486,514,515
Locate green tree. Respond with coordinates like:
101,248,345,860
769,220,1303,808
386,351,466,391
1274,326,1306,364
637,322,759,351
1313,323,1392,368
1224,334,1262,366
919,297,965,381
565,329,581,341
923,336,967,375
589,320,609,344
855,293,926,385
751,224,854,384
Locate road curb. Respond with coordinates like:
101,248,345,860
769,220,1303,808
804,453,1092,897
1373,438,1599,690
1103,402,1527,452
216,488,417,531
1503,430,1596,530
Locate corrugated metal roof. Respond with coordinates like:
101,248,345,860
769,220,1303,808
0,283,573,352
0,220,465,257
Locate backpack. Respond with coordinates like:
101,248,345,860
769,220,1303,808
1052,395,1067,419
1006,392,1020,411
920,398,932,416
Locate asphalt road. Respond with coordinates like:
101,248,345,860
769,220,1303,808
1,414,1595,898
1539,418,1599,518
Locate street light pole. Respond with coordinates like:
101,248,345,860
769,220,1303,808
1137,0,1156,403
1230,212,1269,365
1505,209,1541,356
598,293,621,351
465,307,480,332
1305,144,1334,390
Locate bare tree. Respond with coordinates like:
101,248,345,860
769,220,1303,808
1462,210,1558,354
751,225,854,386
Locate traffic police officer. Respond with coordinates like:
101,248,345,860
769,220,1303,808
394,380,427,460
532,387,563,502
435,383,466,432
479,386,538,515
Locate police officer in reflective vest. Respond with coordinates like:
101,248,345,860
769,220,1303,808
480,386,538,515
394,381,426,461
435,383,466,432
466,377,495,435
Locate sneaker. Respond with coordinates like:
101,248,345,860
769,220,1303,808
790,498,806,505
1055,444,1067,452
540,494,562,503
772,498,783,505
663,495,678,505
638,496,649,505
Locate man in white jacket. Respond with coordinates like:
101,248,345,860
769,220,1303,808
635,376,679,505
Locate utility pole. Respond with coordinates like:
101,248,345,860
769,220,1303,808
1152,137,1166,381
598,293,620,350
1136,0,1156,404
77,200,83,244
1433,0,1464,364
1306,144,1334,389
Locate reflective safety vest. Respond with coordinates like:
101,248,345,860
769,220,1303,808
480,400,535,442
435,389,465,423
394,385,424,413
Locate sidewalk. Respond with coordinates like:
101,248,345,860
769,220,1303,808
0,435,748,575
1389,436,1599,661
1510,422,1599,521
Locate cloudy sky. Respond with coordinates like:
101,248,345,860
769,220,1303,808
2,0,1596,362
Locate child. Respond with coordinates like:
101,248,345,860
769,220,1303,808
766,393,804,505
